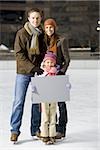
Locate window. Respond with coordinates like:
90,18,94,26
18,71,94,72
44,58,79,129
0,10,25,24
0,0,26,3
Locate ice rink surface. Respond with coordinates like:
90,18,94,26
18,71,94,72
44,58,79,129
0,60,99,150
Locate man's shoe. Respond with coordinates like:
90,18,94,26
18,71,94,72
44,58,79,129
55,132,65,139
10,133,19,142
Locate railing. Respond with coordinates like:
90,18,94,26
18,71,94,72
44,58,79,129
69,47,91,51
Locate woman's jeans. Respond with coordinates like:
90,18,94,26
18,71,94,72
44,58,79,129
10,74,41,136
56,102,68,135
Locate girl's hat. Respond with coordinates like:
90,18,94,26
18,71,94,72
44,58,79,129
44,18,57,29
43,51,56,64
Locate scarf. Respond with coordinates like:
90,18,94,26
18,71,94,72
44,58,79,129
44,34,58,54
24,22,42,55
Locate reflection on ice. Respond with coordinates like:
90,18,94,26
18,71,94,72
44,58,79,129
0,60,99,150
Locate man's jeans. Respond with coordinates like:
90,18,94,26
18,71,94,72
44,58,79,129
56,102,68,135
10,74,41,136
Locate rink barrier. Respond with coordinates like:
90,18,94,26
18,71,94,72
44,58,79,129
0,60,99,70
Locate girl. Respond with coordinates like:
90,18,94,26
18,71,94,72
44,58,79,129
40,51,58,144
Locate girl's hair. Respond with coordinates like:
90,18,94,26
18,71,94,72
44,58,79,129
27,8,44,19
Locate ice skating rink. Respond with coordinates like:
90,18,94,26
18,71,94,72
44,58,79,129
0,60,99,150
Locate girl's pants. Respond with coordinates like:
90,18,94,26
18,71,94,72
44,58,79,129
40,102,56,137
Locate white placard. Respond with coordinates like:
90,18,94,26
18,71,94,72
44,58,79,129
31,75,71,103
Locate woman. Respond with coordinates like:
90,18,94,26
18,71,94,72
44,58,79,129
44,18,70,139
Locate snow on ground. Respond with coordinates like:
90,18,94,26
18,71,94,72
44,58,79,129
0,60,99,150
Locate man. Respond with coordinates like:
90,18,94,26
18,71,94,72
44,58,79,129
10,8,45,142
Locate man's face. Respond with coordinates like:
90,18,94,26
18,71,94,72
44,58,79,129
45,25,54,37
28,12,42,28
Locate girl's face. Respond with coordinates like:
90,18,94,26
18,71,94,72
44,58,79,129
44,59,55,71
45,25,55,37
28,12,42,28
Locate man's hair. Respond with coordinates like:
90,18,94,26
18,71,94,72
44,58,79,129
27,8,44,19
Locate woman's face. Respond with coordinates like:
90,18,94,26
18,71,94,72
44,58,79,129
45,25,55,37
28,12,42,28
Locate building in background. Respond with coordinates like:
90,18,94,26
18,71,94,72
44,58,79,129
0,0,99,59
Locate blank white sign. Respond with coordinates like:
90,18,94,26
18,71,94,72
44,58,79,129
31,75,70,103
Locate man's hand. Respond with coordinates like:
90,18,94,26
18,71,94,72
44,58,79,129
32,67,44,75
36,68,44,75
